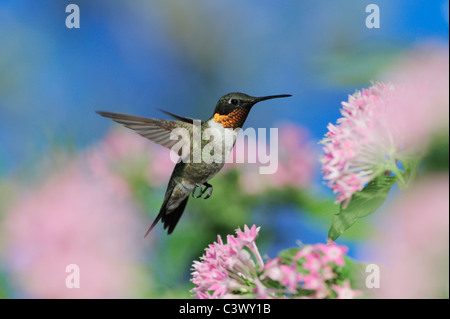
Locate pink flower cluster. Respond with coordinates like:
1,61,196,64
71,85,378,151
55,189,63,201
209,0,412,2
190,225,362,299
322,45,449,207
369,175,449,298
382,44,449,147
321,83,398,206
191,225,264,299
92,127,175,187
1,159,148,298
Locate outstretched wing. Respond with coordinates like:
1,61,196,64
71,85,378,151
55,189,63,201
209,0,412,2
96,111,193,151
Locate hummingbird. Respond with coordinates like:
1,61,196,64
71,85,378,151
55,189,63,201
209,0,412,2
97,92,291,236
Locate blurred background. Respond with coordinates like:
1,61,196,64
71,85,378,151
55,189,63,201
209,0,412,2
0,0,448,298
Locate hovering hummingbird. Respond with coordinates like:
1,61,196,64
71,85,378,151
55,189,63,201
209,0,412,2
97,92,291,236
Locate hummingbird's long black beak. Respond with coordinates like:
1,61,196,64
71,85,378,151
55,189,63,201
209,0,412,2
252,94,292,104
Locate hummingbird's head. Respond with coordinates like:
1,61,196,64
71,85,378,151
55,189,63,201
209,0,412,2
213,92,291,129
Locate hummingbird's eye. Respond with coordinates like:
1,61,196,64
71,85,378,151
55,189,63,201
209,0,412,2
230,98,239,106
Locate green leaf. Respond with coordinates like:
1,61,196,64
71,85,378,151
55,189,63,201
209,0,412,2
336,256,369,294
422,131,449,173
328,176,396,241
278,247,300,264
340,257,366,285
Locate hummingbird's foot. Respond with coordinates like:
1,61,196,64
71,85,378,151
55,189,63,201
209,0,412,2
202,182,213,200
192,183,213,199
192,184,203,198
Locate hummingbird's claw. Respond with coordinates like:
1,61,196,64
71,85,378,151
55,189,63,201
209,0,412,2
192,184,203,198
203,183,213,200
192,183,213,199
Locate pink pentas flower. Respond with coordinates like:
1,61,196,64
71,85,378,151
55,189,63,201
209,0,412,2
190,226,263,298
260,257,284,282
317,242,348,267
302,273,325,291
320,264,336,281
293,244,314,260
197,291,213,299
236,224,260,244
253,278,270,299
280,264,302,293
322,45,449,206
191,226,361,299
321,82,400,207
209,270,232,298
313,281,330,299
332,279,363,299
302,253,323,275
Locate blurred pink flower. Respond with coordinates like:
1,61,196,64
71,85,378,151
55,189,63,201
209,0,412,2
317,242,348,267
369,175,449,299
231,124,317,194
382,44,449,147
93,127,175,187
280,264,302,293
98,126,152,161
191,225,359,299
1,157,149,298
269,124,318,189
261,257,284,282
302,253,322,275
332,279,363,299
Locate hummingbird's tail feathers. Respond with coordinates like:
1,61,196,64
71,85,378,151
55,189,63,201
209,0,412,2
143,184,174,238
143,187,190,237
96,111,189,152
162,196,189,234
144,211,163,238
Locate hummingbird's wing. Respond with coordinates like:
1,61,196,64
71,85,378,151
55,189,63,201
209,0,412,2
96,111,192,152
158,109,202,125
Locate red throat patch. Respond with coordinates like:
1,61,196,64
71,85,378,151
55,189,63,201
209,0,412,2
214,109,249,128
